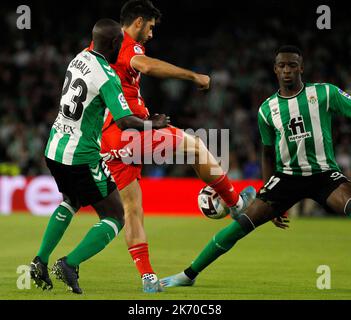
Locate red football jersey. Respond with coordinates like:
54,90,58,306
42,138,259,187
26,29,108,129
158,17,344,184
97,31,150,130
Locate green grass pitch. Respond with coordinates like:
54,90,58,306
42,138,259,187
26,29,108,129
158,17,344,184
1,213,351,300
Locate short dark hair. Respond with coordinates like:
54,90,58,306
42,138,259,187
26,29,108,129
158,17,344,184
275,45,302,57
120,0,162,26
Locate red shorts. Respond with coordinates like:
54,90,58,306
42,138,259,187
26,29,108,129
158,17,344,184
101,124,184,190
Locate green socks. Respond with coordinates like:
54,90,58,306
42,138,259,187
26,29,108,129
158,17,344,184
37,202,75,264
37,202,123,268
66,217,123,267
190,220,248,273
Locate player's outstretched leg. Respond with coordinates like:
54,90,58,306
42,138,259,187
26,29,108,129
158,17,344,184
160,217,250,288
159,271,195,288
177,133,256,216
229,186,256,219
161,199,274,288
161,214,253,288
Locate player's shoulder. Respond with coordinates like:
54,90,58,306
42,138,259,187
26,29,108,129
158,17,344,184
306,82,336,91
86,51,109,70
67,50,103,82
259,92,278,113
131,43,145,55
121,33,145,55
85,51,120,86
308,82,349,98
121,43,145,61
73,50,106,75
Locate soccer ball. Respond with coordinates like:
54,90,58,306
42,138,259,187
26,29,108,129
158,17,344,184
198,186,229,219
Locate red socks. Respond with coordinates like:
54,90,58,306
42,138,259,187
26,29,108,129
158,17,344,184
209,174,239,207
128,243,155,277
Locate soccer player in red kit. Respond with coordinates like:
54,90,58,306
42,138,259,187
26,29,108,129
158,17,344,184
93,0,256,292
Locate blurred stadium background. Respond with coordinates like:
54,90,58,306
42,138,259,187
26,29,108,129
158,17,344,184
1,0,350,216
1,0,351,300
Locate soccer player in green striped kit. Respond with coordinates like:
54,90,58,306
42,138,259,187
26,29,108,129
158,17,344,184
161,45,351,287
29,19,169,294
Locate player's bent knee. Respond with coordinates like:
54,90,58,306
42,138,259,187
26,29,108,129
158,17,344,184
106,214,125,229
181,133,198,154
344,198,351,216
62,195,80,213
60,200,79,215
236,214,256,233
109,210,125,227
94,201,125,226
118,216,125,228
121,202,143,221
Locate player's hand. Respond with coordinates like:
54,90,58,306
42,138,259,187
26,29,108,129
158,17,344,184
150,113,170,129
194,74,210,90
272,216,290,229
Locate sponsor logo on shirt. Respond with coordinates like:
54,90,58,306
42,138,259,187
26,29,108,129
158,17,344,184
338,88,351,99
272,107,279,116
81,52,91,61
288,116,312,142
308,95,317,104
118,93,130,110
134,45,144,54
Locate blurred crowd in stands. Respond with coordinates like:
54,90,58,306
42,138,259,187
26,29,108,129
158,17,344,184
1,2,351,208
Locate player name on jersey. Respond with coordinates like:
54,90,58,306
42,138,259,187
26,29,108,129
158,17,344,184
69,57,92,76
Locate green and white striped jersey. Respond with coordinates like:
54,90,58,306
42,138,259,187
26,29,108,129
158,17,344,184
258,83,351,176
45,50,132,165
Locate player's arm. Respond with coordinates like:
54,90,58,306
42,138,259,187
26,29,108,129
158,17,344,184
262,143,289,229
328,84,351,117
116,113,169,131
261,145,289,229
262,145,275,183
257,107,276,183
100,78,169,130
131,55,210,90
258,107,288,229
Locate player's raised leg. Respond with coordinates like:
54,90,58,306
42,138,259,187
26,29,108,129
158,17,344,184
160,199,275,287
161,169,301,287
120,179,163,293
177,132,256,217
